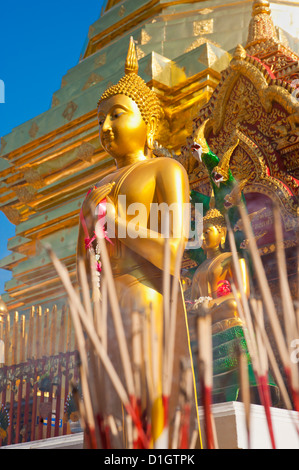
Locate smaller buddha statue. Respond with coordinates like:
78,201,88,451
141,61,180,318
189,204,278,404
189,204,253,402
190,205,249,330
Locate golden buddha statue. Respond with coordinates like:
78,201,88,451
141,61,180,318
189,205,278,404
191,205,250,330
189,204,250,402
77,37,197,445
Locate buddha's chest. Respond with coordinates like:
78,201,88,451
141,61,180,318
198,258,230,292
102,164,156,222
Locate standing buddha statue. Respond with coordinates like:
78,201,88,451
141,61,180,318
77,37,198,445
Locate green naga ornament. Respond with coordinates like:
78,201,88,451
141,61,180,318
191,119,244,216
189,119,250,261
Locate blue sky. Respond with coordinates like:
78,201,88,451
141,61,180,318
0,0,105,294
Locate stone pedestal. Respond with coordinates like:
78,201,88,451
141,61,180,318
1,432,84,450
198,401,299,449
2,402,298,449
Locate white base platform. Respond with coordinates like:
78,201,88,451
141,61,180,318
0,432,84,450
1,402,298,449
198,401,299,449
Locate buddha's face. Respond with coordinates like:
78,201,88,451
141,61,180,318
97,94,148,163
201,224,225,252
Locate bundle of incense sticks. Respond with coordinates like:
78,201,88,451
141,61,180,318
45,199,298,449
238,204,299,410
45,229,201,449
196,303,218,449
225,203,299,447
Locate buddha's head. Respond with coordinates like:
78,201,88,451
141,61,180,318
97,37,162,163
202,207,226,254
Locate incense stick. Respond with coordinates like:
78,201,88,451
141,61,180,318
197,307,214,449
273,204,299,408
45,243,149,447
166,241,184,396
226,217,261,379
189,423,199,449
252,301,293,411
171,408,181,449
163,211,171,350
132,305,142,404
238,204,291,375
251,299,276,449
95,234,136,401
141,306,154,405
68,299,97,448
239,348,251,449
226,220,278,446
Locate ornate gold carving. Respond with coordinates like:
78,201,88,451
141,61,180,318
199,8,213,16
23,168,44,189
82,73,104,90
233,44,246,61
13,185,37,204
210,58,299,136
136,46,146,61
61,77,67,88
193,18,213,36
77,142,95,162
51,95,60,108
2,206,21,225
184,37,221,54
0,138,7,154
140,29,152,45
231,133,298,224
62,101,78,122
246,0,278,48
118,4,126,17
28,122,39,139
94,53,107,68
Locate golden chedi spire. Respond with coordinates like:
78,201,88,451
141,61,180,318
124,36,139,75
246,0,278,48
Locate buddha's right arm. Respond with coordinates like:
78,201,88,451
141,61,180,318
76,183,115,283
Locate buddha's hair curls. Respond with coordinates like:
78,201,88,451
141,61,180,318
97,37,163,126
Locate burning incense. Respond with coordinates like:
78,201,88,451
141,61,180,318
226,219,276,447
251,299,276,449
273,204,299,409
197,305,215,449
252,302,293,412
238,204,291,378
45,243,149,448
95,234,136,402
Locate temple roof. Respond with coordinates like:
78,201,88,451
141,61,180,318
102,0,123,12
244,0,299,89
